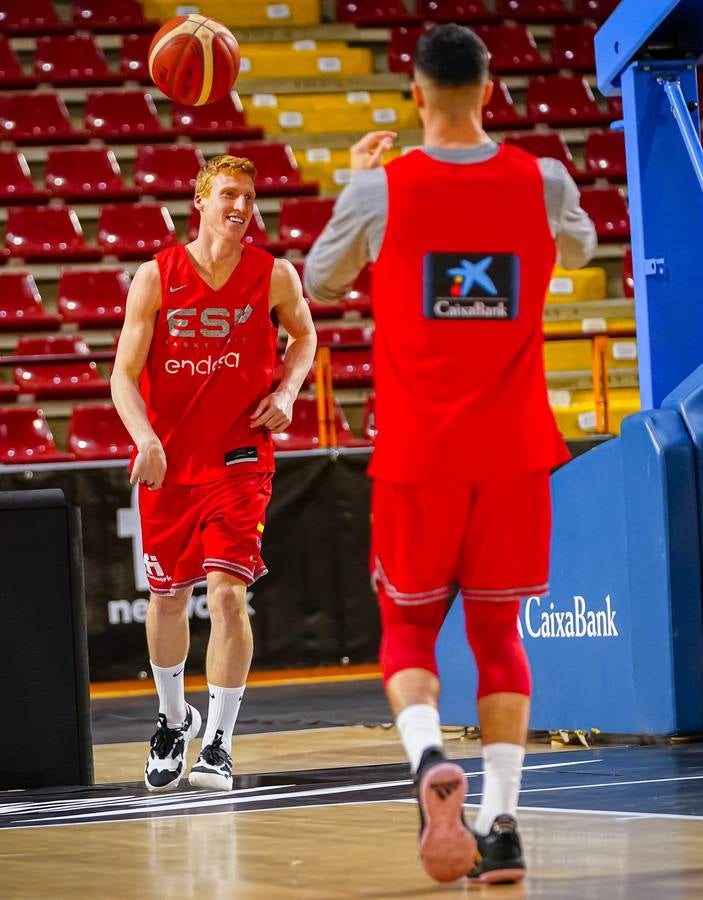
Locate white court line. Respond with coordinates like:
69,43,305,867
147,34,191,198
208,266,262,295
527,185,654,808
466,773,703,800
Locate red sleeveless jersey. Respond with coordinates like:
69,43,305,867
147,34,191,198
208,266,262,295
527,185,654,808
370,145,569,483
136,243,277,485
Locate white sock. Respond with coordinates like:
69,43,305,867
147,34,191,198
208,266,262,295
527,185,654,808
474,742,525,835
395,704,443,773
202,683,245,754
150,659,187,727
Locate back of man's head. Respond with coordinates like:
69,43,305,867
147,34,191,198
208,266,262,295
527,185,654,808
413,24,489,87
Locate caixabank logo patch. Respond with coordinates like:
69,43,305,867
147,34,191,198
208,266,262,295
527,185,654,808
423,252,520,320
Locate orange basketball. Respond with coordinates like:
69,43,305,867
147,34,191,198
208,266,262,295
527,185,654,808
148,15,240,107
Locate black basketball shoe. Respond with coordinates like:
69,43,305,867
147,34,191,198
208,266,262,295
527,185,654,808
144,704,201,793
467,814,526,885
189,729,233,791
413,747,477,883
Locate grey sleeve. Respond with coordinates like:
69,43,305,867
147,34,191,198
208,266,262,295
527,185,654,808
303,167,388,302
539,157,598,269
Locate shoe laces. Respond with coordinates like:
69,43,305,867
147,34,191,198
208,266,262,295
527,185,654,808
201,732,231,768
492,815,518,835
150,714,186,760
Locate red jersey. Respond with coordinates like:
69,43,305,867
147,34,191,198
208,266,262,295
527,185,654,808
135,243,277,485
370,145,569,484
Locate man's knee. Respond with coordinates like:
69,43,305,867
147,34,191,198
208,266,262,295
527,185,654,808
464,600,531,699
149,588,191,618
207,574,248,626
379,590,446,683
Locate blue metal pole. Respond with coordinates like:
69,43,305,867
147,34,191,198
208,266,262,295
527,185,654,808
661,77,703,195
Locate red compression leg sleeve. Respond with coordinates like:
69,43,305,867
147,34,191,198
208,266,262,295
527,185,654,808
463,600,531,699
378,582,447,683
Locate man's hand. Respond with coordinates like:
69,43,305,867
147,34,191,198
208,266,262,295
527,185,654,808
350,131,397,172
130,438,167,490
250,388,294,433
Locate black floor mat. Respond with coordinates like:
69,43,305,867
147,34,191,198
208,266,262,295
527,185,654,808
92,677,391,744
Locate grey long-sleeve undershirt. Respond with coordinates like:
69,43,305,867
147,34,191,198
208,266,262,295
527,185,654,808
304,142,598,303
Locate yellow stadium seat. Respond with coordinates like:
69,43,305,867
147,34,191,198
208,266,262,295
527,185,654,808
297,146,402,191
242,91,419,134
547,265,608,303
544,340,592,372
238,43,373,79
550,388,640,438
143,0,321,27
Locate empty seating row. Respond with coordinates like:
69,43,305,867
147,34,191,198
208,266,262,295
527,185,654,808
389,23,599,75
0,0,155,35
0,393,369,465
0,91,262,145
0,197,336,261
0,143,319,204
142,0,321,30
0,35,375,89
242,77,617,136
505,130,626,182
337,0,619,26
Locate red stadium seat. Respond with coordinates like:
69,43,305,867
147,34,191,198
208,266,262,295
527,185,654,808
45,147,137,201
335,0,421,27
0,92,85,144
503,132,585,182
572,0,619,19
415,1,495,23
316,324,373,346
272,395,370,451
72,0,155,32
0,0,72,35
0,382,19,401
0,272,61,331
550,24,597,71
120,32,153,84
279,198,335,252
85,90,175,142
0,407,74,463
476,24,550,74
13,335,110,400
228,141,319,196
68,404,134,460
342,266,373,316
623,248,634,299
98,203,177,260
585,130,626,181
5,206,101,261
57,268,130,327
0,150,49,204
495,0,576,22
388,27,426,74
608,96,623,121
526,75,610,126
330,347,374,387
579,187,630,241
483,80,525,129
0,36,37,87
35,34,122,86
172,95,264,141
135,145,205,198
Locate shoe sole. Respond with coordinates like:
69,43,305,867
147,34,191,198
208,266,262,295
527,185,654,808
418,762,476,883
144,705,202,794
468,867,526,886
188,771,233,792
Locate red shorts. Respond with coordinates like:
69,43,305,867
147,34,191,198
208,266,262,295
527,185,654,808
138,471,272,595
371,472,552,605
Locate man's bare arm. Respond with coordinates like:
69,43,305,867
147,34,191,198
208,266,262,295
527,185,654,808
250,259,317,433
110,261,166,488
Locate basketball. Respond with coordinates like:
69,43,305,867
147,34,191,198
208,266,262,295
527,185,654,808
148,15,240,107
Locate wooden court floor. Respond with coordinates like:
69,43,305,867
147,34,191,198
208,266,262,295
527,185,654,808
3,711,703,898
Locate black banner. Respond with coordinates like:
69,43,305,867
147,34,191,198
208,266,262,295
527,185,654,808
0,453,380,681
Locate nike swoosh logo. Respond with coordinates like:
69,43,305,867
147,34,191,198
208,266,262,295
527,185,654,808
173,669,183,677
169,285,187,293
